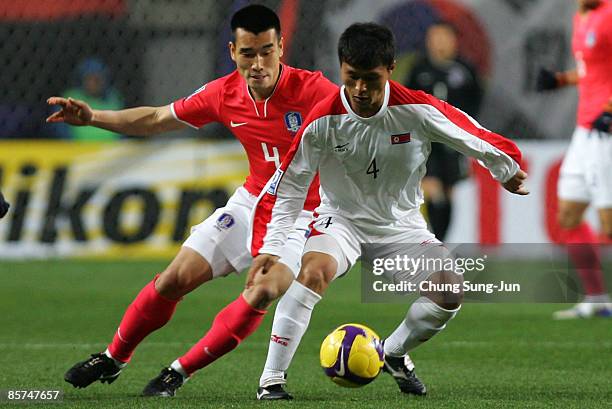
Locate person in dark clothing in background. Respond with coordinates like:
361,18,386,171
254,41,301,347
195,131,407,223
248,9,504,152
405,22,483,240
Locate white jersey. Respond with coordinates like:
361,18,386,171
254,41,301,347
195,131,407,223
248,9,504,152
251,81,522,256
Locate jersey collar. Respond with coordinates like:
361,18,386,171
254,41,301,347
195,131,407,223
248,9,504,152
245,63,287,118
340,81,390,123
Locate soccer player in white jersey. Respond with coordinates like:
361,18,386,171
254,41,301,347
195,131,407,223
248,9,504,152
243,22,528,399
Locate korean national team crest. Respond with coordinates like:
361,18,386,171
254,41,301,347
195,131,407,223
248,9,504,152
216,213,235,230
284,112,303,134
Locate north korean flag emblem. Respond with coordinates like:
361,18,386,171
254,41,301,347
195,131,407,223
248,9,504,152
391,133,411,144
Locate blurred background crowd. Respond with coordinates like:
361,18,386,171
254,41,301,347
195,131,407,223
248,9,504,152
0,0,578,141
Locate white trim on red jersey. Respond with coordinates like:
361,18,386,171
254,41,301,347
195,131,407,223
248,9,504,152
170,102,199,129
244,64,285,118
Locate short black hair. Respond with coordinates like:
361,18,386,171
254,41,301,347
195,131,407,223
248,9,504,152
338,23,395,70
230,5,281,38
429,21,458,35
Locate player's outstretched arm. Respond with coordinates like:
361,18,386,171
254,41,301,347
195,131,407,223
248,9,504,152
46,97,93,125
46,97,185,136
502,169,529,195
245,254,280,289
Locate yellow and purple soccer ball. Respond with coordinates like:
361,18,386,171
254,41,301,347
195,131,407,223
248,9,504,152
319,323,384,387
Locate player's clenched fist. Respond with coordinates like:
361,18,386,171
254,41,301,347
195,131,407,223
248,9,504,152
0,191,9,219
46,97,94,126
502,169,529,195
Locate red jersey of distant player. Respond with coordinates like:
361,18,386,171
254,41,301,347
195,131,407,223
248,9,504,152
171,64,338,210
572,0,612,128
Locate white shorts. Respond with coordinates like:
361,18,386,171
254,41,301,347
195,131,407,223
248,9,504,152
183,186,311,278
302,213,449,283
558,127,612,208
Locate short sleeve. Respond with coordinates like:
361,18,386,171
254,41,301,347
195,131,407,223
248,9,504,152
171,79,223,129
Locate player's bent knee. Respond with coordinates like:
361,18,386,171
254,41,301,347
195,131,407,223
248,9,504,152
557,214,580,230
557,208,580,229
602,223,612,239
297,267,327,294
599,211,612,238
557,202,587,229
422,270,464,310
157,268,204,299
298,253,337,295
156,253,213,299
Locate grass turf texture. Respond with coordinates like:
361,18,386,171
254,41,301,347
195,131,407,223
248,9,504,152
1,260,611,408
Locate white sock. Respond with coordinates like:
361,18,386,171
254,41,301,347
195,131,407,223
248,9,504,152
584,294,611,304
384,297,460,357
104,348,127,368
259,281,321,387
170,359,189,380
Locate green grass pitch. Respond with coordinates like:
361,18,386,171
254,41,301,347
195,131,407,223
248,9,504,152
1,260,611,408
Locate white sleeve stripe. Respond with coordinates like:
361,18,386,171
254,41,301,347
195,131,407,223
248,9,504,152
170,102,200,130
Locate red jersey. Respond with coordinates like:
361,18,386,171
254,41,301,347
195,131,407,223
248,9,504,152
171,64,338,210
572,0,612,128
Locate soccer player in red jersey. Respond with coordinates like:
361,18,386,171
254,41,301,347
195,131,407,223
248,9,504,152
536,0,612,319
46,5,345,397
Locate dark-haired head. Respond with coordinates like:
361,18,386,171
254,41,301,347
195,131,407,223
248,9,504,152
337,23,395,118
229,5,284,101
338,23,395,70
231,4,281,40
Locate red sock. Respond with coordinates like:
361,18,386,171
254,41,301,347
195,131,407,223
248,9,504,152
107,275,179,362
178,294,266,376
562,223,606,296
